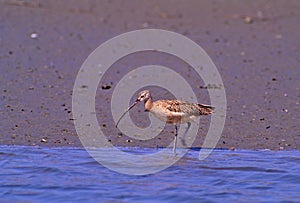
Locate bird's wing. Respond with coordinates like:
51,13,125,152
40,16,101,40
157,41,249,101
162,100,199,116
164,100,214,116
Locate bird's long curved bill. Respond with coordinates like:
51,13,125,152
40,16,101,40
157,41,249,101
115,100,139,128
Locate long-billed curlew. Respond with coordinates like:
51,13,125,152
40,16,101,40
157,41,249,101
116,90,214,154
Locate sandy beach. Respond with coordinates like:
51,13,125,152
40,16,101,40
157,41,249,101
0,0,299,150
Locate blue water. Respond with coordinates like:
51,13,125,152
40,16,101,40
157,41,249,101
0,146,299,202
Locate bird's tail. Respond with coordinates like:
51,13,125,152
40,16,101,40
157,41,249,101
197,104,215,115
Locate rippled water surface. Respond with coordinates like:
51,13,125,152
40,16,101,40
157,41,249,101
1,146,299,202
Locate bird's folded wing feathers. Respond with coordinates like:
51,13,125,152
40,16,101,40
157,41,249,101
164,100,214,115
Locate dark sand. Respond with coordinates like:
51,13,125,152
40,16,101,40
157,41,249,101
0,0,299,150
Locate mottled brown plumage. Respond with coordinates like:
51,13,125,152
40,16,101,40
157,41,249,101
116,90,214,154
142,91,214,124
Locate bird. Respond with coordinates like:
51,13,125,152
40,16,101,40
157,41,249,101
116,90,214,154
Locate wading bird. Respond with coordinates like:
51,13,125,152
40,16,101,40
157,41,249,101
116,90,214,154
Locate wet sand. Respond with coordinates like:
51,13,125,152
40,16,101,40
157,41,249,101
0,0,299,150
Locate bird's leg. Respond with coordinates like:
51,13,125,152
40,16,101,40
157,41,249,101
181,122,191,147
173,125,178,155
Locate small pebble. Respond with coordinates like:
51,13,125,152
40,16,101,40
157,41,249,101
41,138,47,143
80,85,88,89
30,32,38,39
126,139,132,143
101,85,111,90
244,16,253,24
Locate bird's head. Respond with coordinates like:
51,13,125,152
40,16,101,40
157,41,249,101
136,90,151,102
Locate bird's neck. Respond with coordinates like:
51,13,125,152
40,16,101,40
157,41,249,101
144,97,153,111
